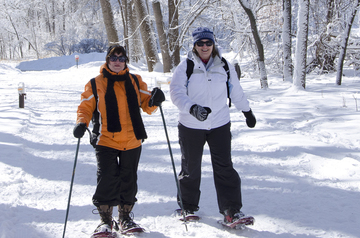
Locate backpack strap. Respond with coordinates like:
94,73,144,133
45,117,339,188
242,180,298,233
130,73,140,91
185,59,194,94
221,57,231,107
90,78,100,134
186,59,195,80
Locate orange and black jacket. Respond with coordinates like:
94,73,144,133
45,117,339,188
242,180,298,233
76,63,157,151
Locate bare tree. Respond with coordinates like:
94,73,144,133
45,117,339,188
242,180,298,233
282,0,292,81
133,0,159,72
126,0,142,63
4,10,23,58
307,0,337,74
2,1,26,58
153,0,171,72
336,0,360,85
117,0,128,50
169,0,180,67
99,0,119,45
237,0,268,89
293,0,309,89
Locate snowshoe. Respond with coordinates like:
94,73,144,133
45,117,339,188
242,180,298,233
175,209,200,221
218,211,254,229
90,231,117,238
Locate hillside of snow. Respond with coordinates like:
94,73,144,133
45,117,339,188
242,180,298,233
0,53,359,238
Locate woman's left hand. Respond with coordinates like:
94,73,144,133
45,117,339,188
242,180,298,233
149,87,165,107
242,109,256,128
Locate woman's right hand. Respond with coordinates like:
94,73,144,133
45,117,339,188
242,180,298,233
73,122,87,138
190,104,212,121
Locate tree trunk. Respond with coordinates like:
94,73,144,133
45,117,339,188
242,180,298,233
51,1,56,36
127,0,142,63
237,0,268,89
168,0,180,67
293,0,309,89
326,0,335,24
100,0,119,45
152,1,172,73
336,0,360,85
134,0,159,72
282,0,292,81
117,0,129,50
315,0,336,74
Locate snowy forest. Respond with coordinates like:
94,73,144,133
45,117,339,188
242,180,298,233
1,1,360,237
1,0,360,86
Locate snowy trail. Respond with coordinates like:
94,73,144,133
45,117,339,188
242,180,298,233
1,54,360,238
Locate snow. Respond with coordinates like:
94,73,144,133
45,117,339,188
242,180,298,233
1,52,360,238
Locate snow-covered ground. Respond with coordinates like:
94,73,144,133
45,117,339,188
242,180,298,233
1,52,359,238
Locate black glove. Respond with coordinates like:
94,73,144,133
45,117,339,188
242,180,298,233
149,87,165,107
190,104,212,121
73,122,87,138
242,109,256,128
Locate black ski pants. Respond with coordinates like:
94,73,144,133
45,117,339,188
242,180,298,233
177,122,242,214
92,145,141,208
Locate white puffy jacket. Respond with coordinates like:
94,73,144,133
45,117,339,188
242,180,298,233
170,51,251,130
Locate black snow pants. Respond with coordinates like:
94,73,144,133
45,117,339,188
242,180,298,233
92,145,141,208
177,122,242,214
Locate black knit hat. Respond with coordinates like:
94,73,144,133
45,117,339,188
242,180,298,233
105,45,128,63
106,45,126,57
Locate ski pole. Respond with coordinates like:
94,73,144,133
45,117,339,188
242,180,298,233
62,137,80,238
159,105,188,231
62,128,90,238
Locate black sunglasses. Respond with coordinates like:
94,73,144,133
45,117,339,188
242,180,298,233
109,55,127,62
196,40,213,47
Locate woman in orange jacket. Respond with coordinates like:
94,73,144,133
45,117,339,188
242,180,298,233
73,45,165,235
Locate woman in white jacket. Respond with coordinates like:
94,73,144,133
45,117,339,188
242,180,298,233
170,27,256,226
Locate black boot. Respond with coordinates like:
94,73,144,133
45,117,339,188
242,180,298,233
94,205,113,233
118,205,139,231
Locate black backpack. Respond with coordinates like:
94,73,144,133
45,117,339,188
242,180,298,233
186,57,231,107
89,74,140,147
